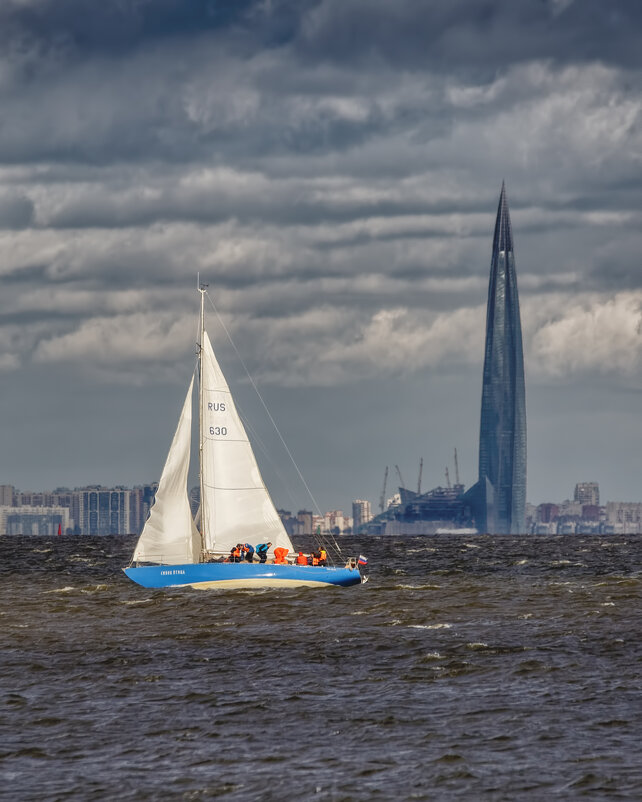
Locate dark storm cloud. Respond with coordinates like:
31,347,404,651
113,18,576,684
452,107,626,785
0,1,310,166
0,0,270,55
0,0,639,168
588,233,642,292
564,178,642,216
0,39,396,166
0,264,49,285
298,0,642,72
0,192,34,229
5,0,642,69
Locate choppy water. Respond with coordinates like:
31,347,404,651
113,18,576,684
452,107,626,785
0,534,640,801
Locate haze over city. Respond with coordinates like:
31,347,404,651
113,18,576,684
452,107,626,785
1,1,642,513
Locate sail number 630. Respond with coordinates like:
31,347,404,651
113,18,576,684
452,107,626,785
209,426,228,436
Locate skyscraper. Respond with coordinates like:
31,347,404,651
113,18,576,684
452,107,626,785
466,183,527,533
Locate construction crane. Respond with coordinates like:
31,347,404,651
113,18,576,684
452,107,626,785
445,467,451,489
379,466,389,513
454,448,461,486
395,464,406,489
417,457,423,495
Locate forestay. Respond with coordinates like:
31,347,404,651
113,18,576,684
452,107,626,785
132,377,201,564
199,331,293,555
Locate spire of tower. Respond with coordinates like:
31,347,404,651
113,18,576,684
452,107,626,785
492,180,513,254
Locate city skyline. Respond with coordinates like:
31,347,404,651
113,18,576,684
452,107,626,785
1,3,642,513
3,477,642,536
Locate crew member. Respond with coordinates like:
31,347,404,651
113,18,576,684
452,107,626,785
255,542,271,563
229,544,242,563
273,547,289,564
319,548,327,566
243,543,255,563
296,551,308,565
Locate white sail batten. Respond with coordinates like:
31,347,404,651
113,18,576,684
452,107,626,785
200,331,293,555
133,377,201,565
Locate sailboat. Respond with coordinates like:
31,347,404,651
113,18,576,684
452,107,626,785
124,287,364,590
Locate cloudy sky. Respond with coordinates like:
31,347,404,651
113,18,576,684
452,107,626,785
1,0,642,515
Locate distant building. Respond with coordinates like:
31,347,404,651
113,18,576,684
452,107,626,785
324,510,347,534
0,482,162,536
359,484,475,535
352,499,372,530
558,500,582,519
0,505,70,536
574,482,600,507
129,484,158,534
297,510,313,535
581,505,600,522
533,521,558,535
606,502,642,533
77,487,132,535
537,503,559,523
0,485,14,506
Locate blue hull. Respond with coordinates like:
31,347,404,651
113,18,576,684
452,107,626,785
124,561,362,589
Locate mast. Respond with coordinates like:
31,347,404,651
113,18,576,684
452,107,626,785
198,284,206,560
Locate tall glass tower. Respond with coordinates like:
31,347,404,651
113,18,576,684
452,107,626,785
466,183,526,533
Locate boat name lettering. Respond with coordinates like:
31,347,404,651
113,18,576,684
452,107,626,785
210,426,228,436
208,402,226,412
160,569,186,575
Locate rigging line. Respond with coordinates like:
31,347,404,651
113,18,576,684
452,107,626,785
203,291,328,523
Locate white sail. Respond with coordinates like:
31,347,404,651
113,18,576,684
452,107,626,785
199,331,293,555
133,377,201,565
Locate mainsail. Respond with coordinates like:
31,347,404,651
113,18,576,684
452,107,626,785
132,377,201,564
199,331,293,555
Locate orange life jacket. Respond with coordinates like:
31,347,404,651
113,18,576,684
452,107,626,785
296,552,308,565
273,547,289,564
319,550,327,562
312,557,319,566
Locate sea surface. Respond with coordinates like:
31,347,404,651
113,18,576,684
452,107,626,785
0,534,640,801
